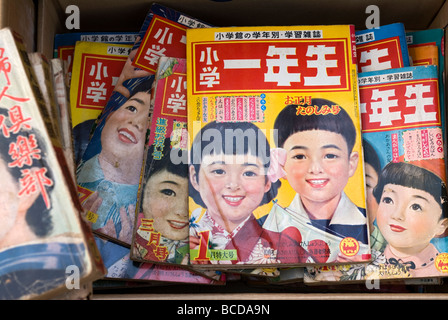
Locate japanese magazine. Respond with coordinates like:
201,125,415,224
355,23,410,73
54,31,139,87
129,2,212,76
130,57,190,266
96,235,225,285
29,53,79,189
69,41,133,164
28,52,64,150
407,29,446,154
76,3,212,247
51,58,76,177
186,25,371,269
29,53,78,184
305,65,448,283
0,28,104,300
408,44,438,68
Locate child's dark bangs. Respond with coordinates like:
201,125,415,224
192,121,270,167
275,102,356,151
379,162,445,206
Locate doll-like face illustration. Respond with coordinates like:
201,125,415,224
283,129,358,212
190,153,271,232
142,169,189,241
377,183,447,256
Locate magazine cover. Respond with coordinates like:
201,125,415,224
130,2,212,76
54,31,139,87
407,29,446,160
0,28,104,300
355,23,410,74
28,52,64,149
95,235,224,284
187,25,370,269
305,65,448,283
76,3,212,247
408,44,439,67
69,41,133,164
51,58,76,177
130,57,190,266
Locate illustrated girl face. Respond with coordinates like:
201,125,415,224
142,169,189,241
101,91,151,160
0,154,39,245
365,163,379,224
0,155,20,241
190,152,271,232
282,129,358,207
376,183,448,255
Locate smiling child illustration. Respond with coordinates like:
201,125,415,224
262,99,370,263
77,78,153,244
372,161,448,277
188,120,307,266
133,138,190,264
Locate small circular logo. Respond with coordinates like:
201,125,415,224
435,253,448,273
339,237,360,257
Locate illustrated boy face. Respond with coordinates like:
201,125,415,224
376,183,448,255
142,168,189,241
190,153,271,232
101,91,151,161
282,129,358,207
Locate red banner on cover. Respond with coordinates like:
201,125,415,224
77,54,128,110
356,37,404,73
191,39,352,94
132,16,188,73
360,79,440,132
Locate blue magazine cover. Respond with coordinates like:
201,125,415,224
355,23,410,73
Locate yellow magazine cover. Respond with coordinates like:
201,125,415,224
69,41,132,164
408,44,439,68
187,25,370,269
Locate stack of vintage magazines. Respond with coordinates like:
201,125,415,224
0,28,106,300
4,1,448,299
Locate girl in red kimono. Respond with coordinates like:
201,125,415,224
188,121,308,267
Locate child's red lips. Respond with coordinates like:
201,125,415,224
118,128,137,144
168,220,189,230
222,195,245,206
390,224,406,232
306,179,329,188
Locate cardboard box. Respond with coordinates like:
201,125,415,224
0,0,35,51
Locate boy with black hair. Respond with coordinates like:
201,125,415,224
263,99,369,263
